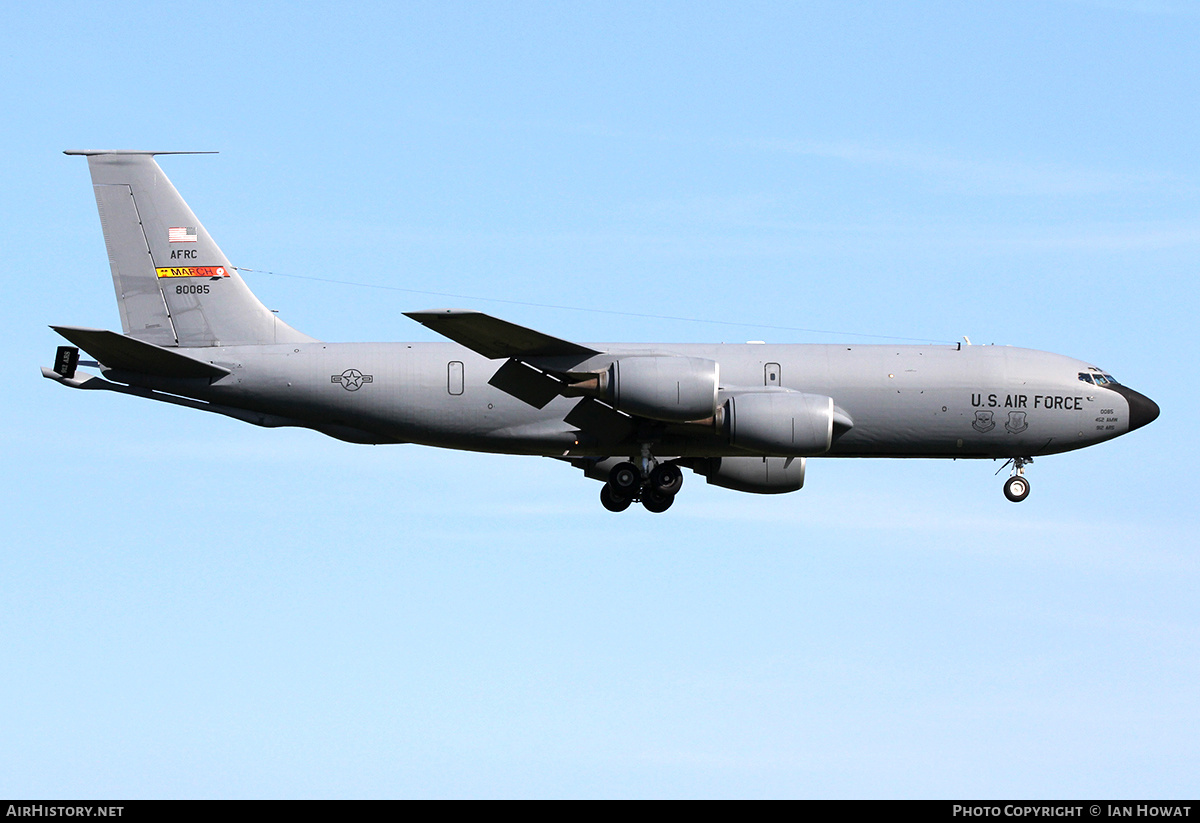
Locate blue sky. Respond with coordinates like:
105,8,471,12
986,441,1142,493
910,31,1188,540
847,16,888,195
1,0,1197,798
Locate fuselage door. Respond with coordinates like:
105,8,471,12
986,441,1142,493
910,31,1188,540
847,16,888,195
448,361,464,395
765,362,781,387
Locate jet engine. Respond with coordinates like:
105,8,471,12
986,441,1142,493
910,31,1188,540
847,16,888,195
692,455,807,494
566,355,720,422
721,389,835,455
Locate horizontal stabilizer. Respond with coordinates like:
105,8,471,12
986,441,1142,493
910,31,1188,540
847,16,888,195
405,310,599,360
50,326,231,379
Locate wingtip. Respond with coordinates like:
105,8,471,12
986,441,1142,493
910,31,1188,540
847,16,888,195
63,150,219,157
405,309,478,320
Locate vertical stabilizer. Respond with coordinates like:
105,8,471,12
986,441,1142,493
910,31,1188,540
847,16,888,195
66,151,313,347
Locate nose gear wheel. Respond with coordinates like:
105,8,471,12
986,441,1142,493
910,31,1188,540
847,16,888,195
999,457,1033,503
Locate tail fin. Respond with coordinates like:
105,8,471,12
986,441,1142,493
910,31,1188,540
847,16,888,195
65,151,313,348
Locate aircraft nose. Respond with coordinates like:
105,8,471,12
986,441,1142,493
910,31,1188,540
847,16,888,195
1122,386,1160,431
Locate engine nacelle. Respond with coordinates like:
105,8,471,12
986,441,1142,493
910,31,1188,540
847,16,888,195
606,355,720,422
693,456,806,494
722,389,834,455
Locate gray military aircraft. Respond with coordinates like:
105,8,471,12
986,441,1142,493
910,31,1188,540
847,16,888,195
45,151,1159,512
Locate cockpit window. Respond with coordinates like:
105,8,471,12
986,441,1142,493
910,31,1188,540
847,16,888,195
1083,367,1121,387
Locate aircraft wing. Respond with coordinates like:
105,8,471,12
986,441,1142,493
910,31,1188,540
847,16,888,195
404,309,599,359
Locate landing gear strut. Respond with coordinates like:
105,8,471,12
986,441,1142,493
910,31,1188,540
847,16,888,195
1001,457,1032,503
601,451,683,513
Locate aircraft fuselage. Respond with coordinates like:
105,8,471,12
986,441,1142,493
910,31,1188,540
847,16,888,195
111,340,1147,461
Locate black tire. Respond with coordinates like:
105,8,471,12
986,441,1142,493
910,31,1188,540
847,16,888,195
641,488,674,513
600,484,632,512
608,461,641,495
650,463,683,496
1004,475,1031,503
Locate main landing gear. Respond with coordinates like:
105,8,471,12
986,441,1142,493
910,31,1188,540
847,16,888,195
1001,457,1032,503
600,457,684,514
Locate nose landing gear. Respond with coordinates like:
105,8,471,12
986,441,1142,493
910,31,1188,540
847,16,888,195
1001,457,1032,502
600,455,683,513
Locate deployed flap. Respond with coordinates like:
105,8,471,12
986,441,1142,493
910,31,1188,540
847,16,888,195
405,310,599,360
564,397,635,443
487,358,563,408
51,326,231,379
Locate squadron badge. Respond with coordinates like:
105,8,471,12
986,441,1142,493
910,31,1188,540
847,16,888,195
972,410,996,433
1005,411,1028,434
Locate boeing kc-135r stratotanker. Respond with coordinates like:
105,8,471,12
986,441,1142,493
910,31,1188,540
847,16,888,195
44,151,1160,512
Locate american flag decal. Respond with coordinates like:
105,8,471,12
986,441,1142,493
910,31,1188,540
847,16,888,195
168,226,198,243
